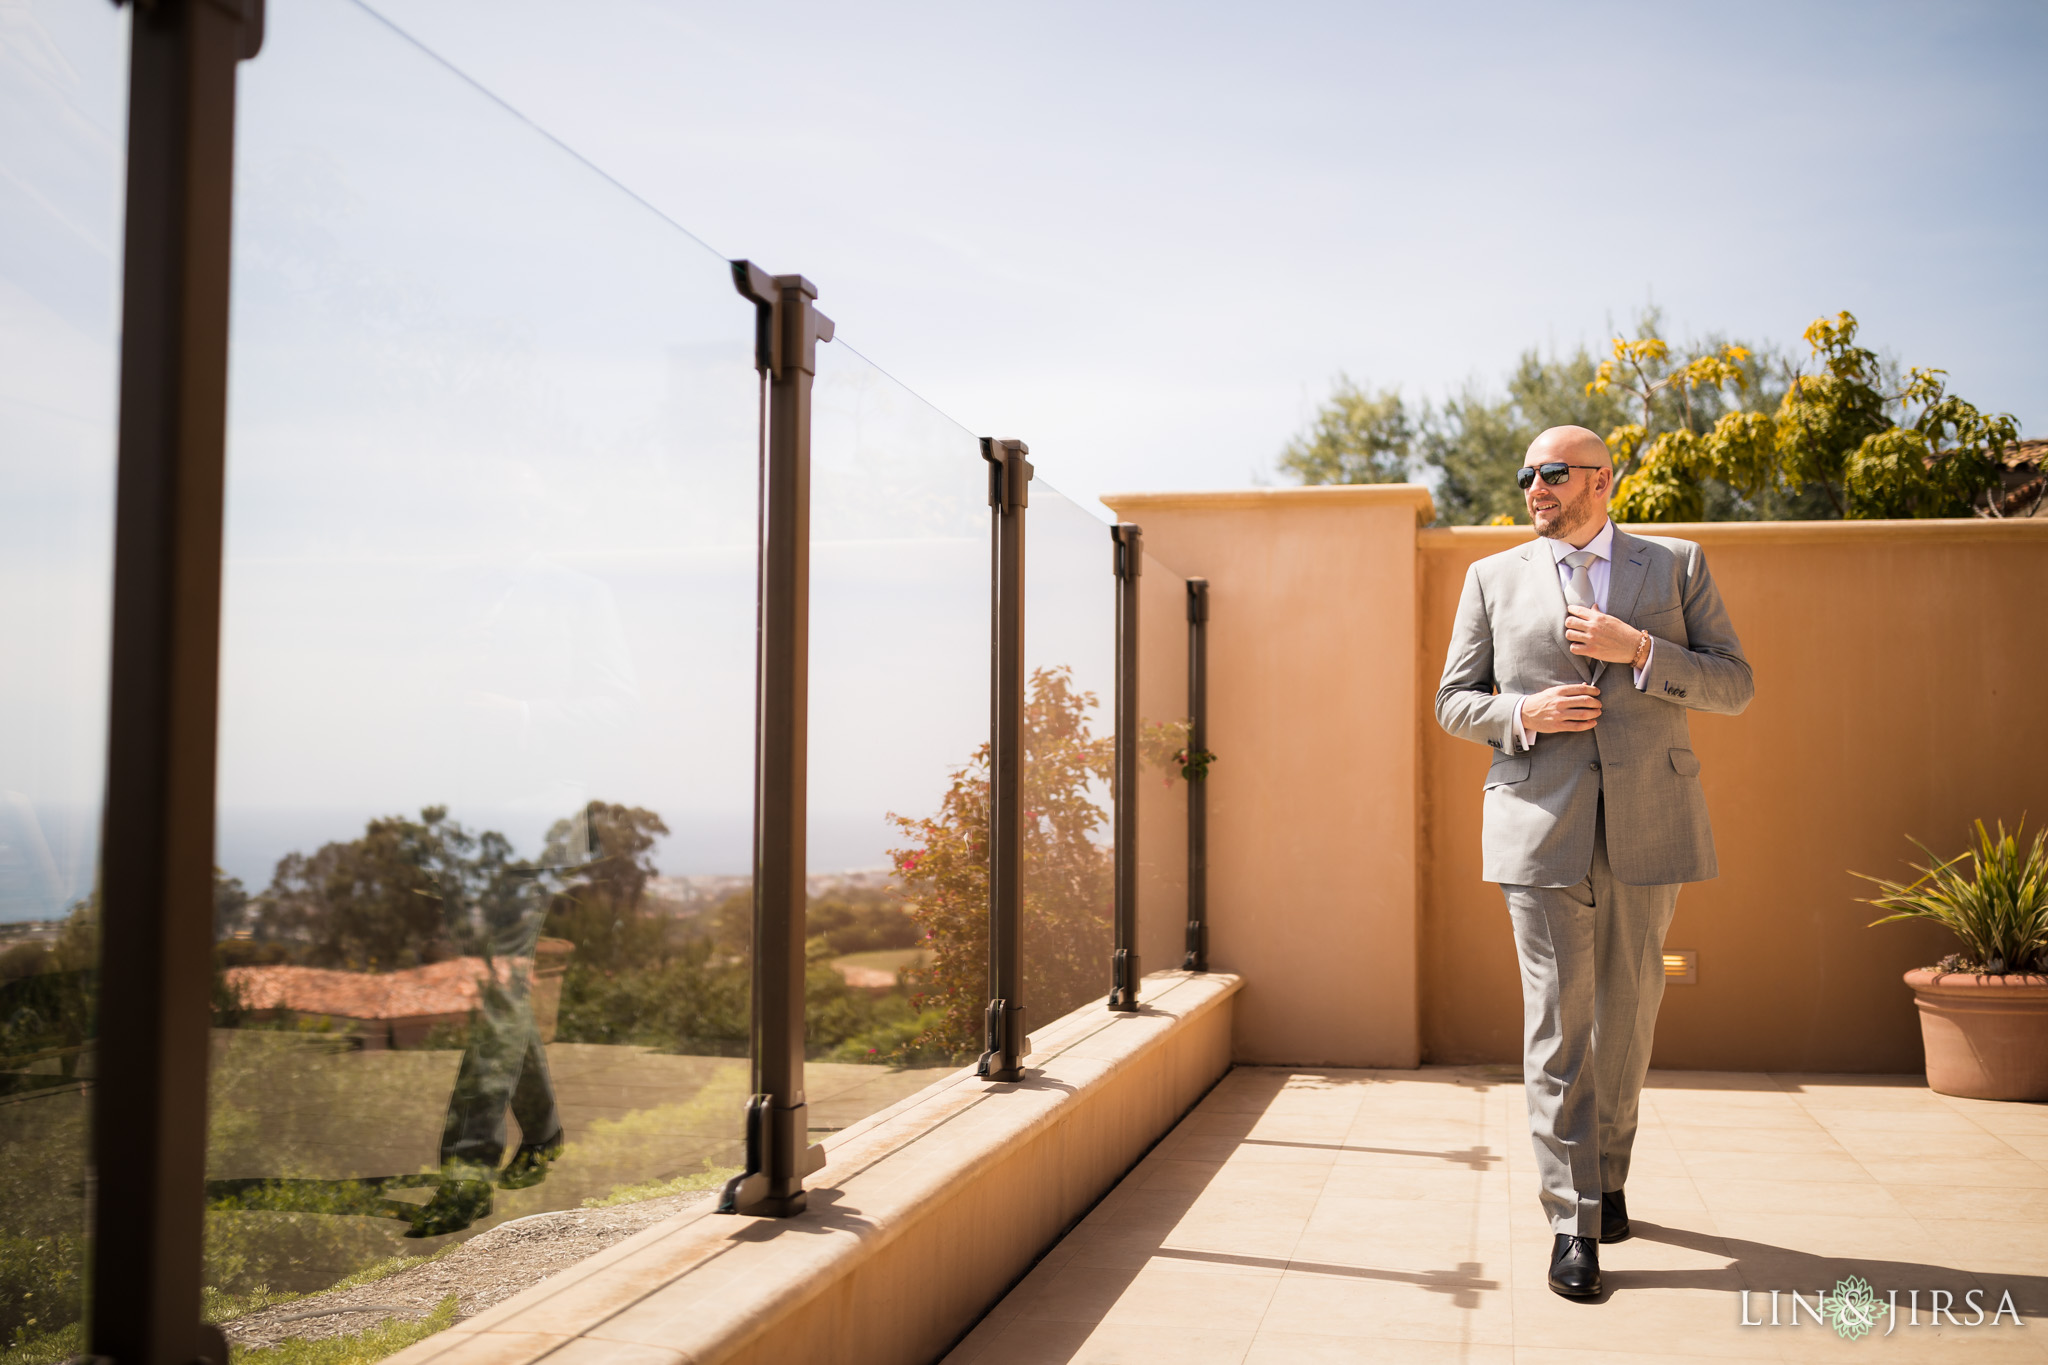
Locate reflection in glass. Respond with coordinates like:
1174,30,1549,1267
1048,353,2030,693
1021,484,1118,1028
206,0,755,1345
1135,552,1192,991
0,2,128,1358
804,342,986,1114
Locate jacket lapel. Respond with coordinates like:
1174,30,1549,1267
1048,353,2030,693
1606,529,1653,626
1526,538,1591,682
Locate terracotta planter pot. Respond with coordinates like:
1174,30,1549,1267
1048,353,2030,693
1904,968,2048,1101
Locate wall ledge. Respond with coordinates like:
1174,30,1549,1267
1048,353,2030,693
1420,517,2048,549
385,971,1241,1365
1104,485,1437,523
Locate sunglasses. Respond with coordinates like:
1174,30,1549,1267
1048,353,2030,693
1516,461,1606,490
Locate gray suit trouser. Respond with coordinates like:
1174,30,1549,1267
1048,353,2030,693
1502,808,1680,1237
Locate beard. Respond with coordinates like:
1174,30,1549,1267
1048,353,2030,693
1534,483,1601,540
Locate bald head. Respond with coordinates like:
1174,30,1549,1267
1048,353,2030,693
1525,425,1612,472
1522,425,1614,543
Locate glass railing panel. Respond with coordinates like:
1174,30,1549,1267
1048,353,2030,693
1021,483,1116,1030
805,341,986,1127
1136,550,1191,991
209,0,755,1339
0,3,128,1358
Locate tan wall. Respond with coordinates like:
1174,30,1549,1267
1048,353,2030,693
1108,487,2048,1074
1421,518,2048,1073
1106,488,1433,1067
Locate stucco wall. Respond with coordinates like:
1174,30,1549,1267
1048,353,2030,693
1108,487,2048,1074
1420,518,2048,1073
1106,488,1431,1068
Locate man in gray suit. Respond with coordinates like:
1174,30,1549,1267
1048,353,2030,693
1435,426,1753,1299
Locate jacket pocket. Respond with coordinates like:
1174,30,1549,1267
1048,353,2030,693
1485,756,1531,788
1669,748,1701,777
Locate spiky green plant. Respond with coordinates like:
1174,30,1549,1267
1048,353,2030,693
1860,820,2048,975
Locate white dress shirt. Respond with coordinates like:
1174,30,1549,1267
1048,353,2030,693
1513,519,1654,751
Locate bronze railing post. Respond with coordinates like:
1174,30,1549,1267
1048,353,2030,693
720,262,832,1217
94,1,263,1359
1109,524,1142,1010
978,438,1031,1080
1184,578,1209,971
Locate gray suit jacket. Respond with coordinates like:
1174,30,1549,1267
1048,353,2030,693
1434,528,1754,888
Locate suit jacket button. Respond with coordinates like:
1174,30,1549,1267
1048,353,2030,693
1589,761,1601,771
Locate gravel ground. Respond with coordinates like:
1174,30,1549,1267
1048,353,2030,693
221,1192,714,1351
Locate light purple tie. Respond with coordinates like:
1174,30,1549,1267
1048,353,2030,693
1563,550,1598,610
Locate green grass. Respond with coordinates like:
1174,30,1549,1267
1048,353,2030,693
830,947,929,975
581,1162,740,1208
0,1249,461,1365
2,1321,80,1365
230,1294,458,1365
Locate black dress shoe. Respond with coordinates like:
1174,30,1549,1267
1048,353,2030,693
1600,1188,1630,1243
1548,1234,1602,1298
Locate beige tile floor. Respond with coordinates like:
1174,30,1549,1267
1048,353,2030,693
945,1066,2048,1363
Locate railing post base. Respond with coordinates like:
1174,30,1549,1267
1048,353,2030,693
719,1094,823,1216
1109,947,1141,1012
976,998,1028,1083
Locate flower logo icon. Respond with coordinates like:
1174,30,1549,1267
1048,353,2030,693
1826,1276,1886,1340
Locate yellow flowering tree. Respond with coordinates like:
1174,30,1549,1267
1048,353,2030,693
1588,335,1774,523
1602,312,2019,521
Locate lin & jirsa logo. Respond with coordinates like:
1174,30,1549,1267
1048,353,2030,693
1740,1276,2025,1340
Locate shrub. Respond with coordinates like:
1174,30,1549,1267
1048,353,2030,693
1860,820,2048,974
887,666,1114,1059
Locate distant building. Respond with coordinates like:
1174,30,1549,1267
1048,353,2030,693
223,939,572,1050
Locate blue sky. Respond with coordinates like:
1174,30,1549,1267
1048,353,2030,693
372,0,2048,515
6,0,2045,895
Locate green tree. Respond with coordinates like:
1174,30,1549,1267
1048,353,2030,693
212,868,249,940
1787,313,2018,519
1421,347,1640,525
1612,312,2019,521
1277,376,1414,485
1592,332,1771,524
551,937,750,1051
1557,314,1790,523
1284,316,1773,526
807,890,919,955
542,802,671,973
251,807,518,969
0,900,99,1352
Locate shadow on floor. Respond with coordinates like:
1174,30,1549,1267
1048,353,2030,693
1620,1220,2047,1316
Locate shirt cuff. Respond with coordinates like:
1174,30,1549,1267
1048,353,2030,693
1514,696,1536,751
1632,637,1654,690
